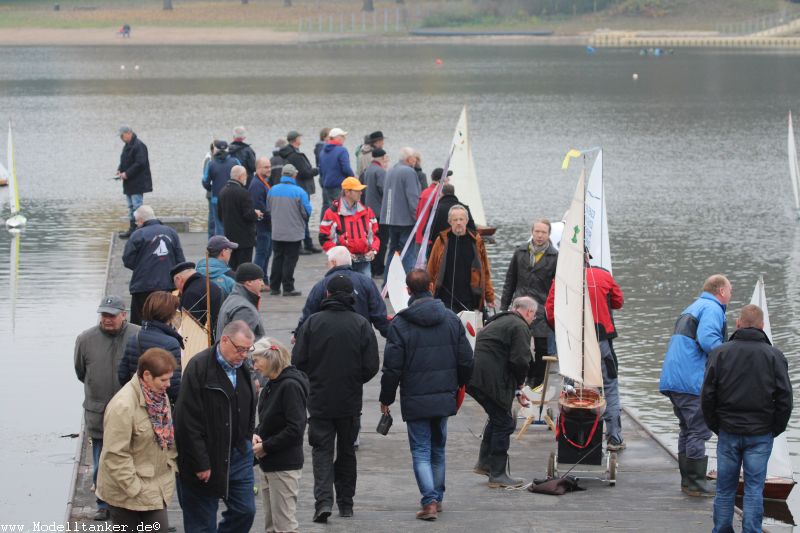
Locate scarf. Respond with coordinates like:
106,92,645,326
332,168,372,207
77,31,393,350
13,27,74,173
529,241,549,267
140,380,175,450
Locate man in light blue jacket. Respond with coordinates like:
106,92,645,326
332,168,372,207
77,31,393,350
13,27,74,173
268,164,312,296
659,274,731,497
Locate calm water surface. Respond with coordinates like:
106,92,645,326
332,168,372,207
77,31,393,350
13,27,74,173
1,44,800,527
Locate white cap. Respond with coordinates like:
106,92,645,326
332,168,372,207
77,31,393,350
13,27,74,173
328,127,348,138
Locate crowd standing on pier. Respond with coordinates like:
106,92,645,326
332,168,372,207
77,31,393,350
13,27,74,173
74,123,794,531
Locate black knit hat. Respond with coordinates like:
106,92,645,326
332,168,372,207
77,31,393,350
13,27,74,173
235,262,265,283
326,274,354,295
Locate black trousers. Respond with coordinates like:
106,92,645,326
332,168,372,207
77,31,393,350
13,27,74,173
129,291,155,326
229,246,253,271
108,505,168,530
270,240,301,292
371,221,390,277
468,387,516,456
527,336,550,388
308,416,358,511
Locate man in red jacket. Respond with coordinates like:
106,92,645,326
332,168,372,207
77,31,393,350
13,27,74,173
545,254,625,450
319,177,380,276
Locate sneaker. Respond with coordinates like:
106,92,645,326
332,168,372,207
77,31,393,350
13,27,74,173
93,508,110,521
313,507,332,523
607,439,626,451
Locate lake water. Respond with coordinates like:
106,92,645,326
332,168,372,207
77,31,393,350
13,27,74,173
1,43,800,527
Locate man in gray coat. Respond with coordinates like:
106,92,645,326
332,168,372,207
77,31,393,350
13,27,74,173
362,148,389,277
216,263,266,341
380,147,421,281
74,295,140,521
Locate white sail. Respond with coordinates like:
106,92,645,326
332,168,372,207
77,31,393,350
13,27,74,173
449,106,487,227
585,150,612,273
549,220,565,250
386,253,409,314
553,170,603,387
789,112,800,212
7,122,19,215
457,310,482,351
750,277,793,481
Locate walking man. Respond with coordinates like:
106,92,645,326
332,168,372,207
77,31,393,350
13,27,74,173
381,147,421,277
174,320,257,532
267,164,312,297
319,127,355,217
660,274,732,496
467,296,535,489
116,125,152,239
122,206,185,325
292,275,379,523
218,165,260,270
379,269,473,520
74,295,140,521
702,304,793,533
249,157,273,290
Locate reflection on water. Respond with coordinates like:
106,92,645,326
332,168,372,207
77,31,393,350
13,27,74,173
2,44,800,526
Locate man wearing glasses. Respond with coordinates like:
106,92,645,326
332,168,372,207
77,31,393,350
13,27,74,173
216,262,266,341
175,320,258,532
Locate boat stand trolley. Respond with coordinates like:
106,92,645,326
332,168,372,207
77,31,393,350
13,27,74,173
547,408,617,486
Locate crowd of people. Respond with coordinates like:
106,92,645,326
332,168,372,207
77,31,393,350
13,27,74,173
77,125,793,531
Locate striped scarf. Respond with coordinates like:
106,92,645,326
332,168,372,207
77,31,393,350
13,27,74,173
140,380,175,450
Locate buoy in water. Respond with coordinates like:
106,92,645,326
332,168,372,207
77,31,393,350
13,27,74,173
586,45,596,55
435,58,442,65
632,73,639,81
134,65,140,70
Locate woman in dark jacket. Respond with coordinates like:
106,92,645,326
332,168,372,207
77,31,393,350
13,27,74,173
251,338,309,533
119,291,183,403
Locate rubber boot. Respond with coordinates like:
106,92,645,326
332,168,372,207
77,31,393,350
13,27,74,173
683,456,715,497
473,440,491,476
678,453,689,490
118,219,136,239
487,453,525,488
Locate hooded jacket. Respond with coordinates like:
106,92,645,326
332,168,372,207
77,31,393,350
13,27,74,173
268,176,312,242
278,143,317,195
74,322,141,439
380,161,420,227
319,141,355,189
292,295,379,418
118,134,153,196
122,219,185,294
119,320,184,403
216,283,265,340
502,241,558,337
227,141,256,184
256,366,310,472
217,179,257,248
702,327,793,436
427,229,495,312
203,151,240,200
319,199,380,256
196,257,236,298
380,295,474,421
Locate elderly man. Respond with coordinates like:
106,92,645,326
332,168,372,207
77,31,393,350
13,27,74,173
503,219,558,388
362,147,389,278
197,235,238,298
381,147,421,277
267,164,312,297
427,205,494,313
171,261,223,339
216,262,266,341
660,274,732,496
122,205,185,325
228,126,256,187
279,130,322,255
116,125,152,239
203,140,240,237
467,296,535,489
292,275,379,523
74,295,140,521
175,320,258,532
356,130,385,178
427,184,476,248
319,177,380,276
379,269,473,521
296,246,389,339
218,165,261,270
319,127,355,219
702,304,793,533
249,157,273,289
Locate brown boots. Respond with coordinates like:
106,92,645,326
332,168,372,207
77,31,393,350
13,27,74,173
416,502,438,521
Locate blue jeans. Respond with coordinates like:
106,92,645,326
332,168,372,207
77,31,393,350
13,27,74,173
304,220,314,249
254,231,272,283
406,417,448,506
713,431,773,533
91,438,107,509
125,193,143,222
600,340,622,443
178,442,256,533
383,225,415,284
351,260,372,276
208,198,224,237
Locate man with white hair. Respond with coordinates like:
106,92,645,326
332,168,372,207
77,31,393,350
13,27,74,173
228,126,256,188
319,127,355,218
122,205,185,325
295,246,389,338
218,165,262,270
380,147,421,279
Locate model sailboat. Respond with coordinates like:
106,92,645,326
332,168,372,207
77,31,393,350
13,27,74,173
584,150,612,273
788,111,800,218
5,122,25,228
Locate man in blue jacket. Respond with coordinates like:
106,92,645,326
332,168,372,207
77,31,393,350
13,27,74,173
318,127,355,219
659,274,732,497
122,205,185,325
268,164,312,296
379,269,474,521
203,140,240,237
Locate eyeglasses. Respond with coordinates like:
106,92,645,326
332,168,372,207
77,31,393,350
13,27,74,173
227,337,255,355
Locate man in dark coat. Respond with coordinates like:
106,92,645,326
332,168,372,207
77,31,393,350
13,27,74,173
427,184,476,253
122,206,185,325
279,131,322,254
218,165,260,269
249,157,273,288
228,126,256,188
467,296,536,489
501,218,558,388
292,275,379,523
116,125,153,239
702,304,793,532
379,269,473,521
203,140,241,237
174,320,257,532
171,261,223,341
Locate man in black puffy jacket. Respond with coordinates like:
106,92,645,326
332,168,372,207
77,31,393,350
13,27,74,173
379,269,474,521
292,275,379,523
218,165,260,269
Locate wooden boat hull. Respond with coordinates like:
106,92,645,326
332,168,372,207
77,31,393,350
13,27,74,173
0,178,7,186
558,388,606,416
476,225,496,237
707,472,796,501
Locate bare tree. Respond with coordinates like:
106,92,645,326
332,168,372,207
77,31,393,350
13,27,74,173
163,0,173,10
362,0,374,11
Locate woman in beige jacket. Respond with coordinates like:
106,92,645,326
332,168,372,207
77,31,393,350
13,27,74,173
96,348,178,529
